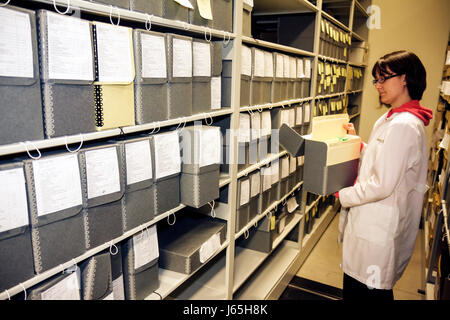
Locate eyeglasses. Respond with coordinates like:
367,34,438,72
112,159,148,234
372,74,402,85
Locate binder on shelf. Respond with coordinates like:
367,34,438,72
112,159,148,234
0,162,35,292
37,10,96,138
93,22,135,131
262,51,274,104
279,114,361,195
129,0,162,16
158,211,227,275
80,251,114,300
92,0,130,9
0,6,44,146
212,0,232,32
189,0,212,27
24,152,86,274
236,177,250,233
133,29,168,124
242,0,253,37
271,52,284,103
250,47,265,106
248,170,262,221
27,268,81,300
110,244,125,300
192,39,212,114
166,33,193,119
122,225,159,300
179,125,221,208
117,136,154,232
162,0,190,22
78,143,125,249
150,131,181,216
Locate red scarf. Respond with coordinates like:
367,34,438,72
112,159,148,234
386,100,433,126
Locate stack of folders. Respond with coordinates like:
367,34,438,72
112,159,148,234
192,39,212,114
80,251,114,300
92,22,135,131
0,161,35,291
158,211,226,275
23,151,86,274
37,10,96,138
133,29,169,124
179,125,221,208
27,267,81,300
78,143,125,250
211,41,223,110
122,226,159,300
167,33,193,119
117,136,155,232
129,0,162,16
0,6,44,146
150,131,181,216
248,170,262,221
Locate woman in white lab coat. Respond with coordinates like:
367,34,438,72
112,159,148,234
336,50,433,300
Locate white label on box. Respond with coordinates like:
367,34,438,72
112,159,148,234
261,111,272,136
261,167,272,191
241,45,252,76
125,140,152,185
0,168,29,233
133,225,159,270
296,105,303,125
250,172,261,198
283,55,290,78
287,197,298,213
297,58,304,78
289,108,296,127
199,127,222,167
193,41,211,77
304,59,311,78
280,109,290,127
250,112,261,140
199,232,221,263
239,113,251,143
33,154,83,217
197,0,213,20
40,270,80,300
47,12,93,81
112,275,125,300
281,157,289,178
264,51,274,78
289,156,296,174
172,38,192,78
304,103,311,122
254,48,265,77
95,23,133,82
211,77,221,110
154,131,181,179
0,7,33,78
271,160,279,184
141,33,167,79
240,178,250,206
289,56,297,79
275,54,284,78
86,147,121,199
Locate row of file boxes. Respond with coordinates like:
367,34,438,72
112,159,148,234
0,6,227,146
92,0,233,32
0,126,222,292
314,97,348,117
316,61,347,95
319,18,351,61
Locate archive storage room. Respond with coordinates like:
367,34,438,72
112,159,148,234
0,0,449,303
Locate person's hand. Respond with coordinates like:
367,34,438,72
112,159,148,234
343,123,356,135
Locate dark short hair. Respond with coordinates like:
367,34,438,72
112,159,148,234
372,50,427,100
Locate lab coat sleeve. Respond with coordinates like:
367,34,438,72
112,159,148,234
338,122,419,208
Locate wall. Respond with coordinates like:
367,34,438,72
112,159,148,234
358,0,450,143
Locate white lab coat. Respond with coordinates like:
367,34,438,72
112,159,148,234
338,111,429,290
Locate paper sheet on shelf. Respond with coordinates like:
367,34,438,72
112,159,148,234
199,126,222,167
193,41,211,77
154,131,181,179
172,38,192,78
240,178,250,206
250,171,260,198
141,33,167,79
40,269,81,300
197,0,213,20
174,0,194,9
133,225,159,270
125,140,153,185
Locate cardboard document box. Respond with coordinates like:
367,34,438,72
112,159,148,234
133,29,168,124
271,52,284,103
192,39,212,114
180,125,221,208
151,131,181,216
27,269,81,300
0,162,35,291
280,114,361,195
237,211,274,253
287,56,296,99
93,22,135,130
92,0,129,8
79,143,125,249
236,177,251,233
242,0,253,37
163,0,190,22
212,0,232,32
250,47,265,106
249,170,262,221
80,251,113,300
37,10,96,138
240,45,252,107
158,211,226,274
130,0,162,16
261,51,274,104
167,33,193,119
259,111,272,161
24,152,86,274
117,136,154,232
0,6,44,145
122,225,159,300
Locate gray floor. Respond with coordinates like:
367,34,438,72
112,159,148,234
295,212,425,300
